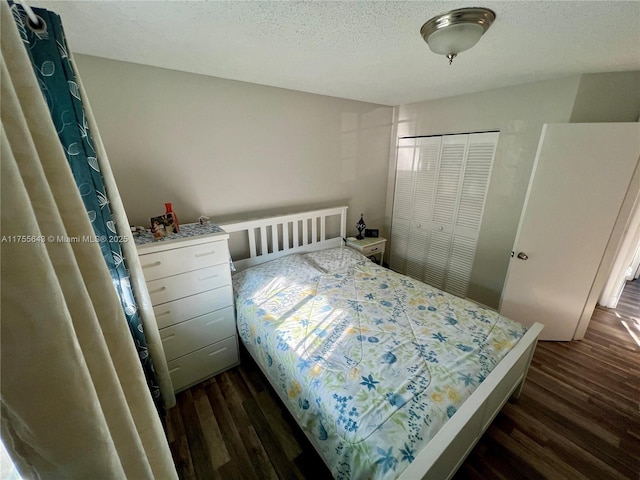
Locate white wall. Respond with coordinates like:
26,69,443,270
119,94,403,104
570,72,640,123
77,54,638,310
387,76,582,308
74,55,393,236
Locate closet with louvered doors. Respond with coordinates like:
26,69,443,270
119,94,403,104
389,132,498,298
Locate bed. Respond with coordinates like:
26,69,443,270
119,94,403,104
220,206,543,480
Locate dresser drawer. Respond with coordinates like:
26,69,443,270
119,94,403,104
168,336,238,392
139,240,229,281
147,264,231,305
160,306,236,361
153,285,233,329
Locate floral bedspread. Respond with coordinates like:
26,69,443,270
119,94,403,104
233,247,527,479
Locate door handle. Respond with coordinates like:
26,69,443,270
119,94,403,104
517,252,529,260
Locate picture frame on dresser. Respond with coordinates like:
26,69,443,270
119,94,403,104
135,222,239,392
150,213,177,238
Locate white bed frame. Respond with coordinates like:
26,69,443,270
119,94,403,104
221,206,544,480
220,206,348,272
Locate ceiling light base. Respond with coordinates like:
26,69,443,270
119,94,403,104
421,7,495,64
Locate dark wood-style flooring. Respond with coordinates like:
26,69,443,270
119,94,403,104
166,279,640,479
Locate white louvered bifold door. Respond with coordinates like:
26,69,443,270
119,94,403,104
444,132,498,297
424,135,467,290
406,136,441,279
390,132,498,298
389,138,417,272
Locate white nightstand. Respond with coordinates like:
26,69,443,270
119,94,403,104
346,236,387,265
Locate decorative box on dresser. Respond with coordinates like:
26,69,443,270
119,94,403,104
135,223,239,392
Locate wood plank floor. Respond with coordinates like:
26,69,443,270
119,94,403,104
166,279,640,479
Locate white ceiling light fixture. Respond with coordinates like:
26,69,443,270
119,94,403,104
420,7,496,65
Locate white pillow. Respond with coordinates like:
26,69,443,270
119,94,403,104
303,246,369,273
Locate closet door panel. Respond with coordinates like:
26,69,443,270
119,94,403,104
390,138,416,273
406,229,429,279
447,132,498,296
433,136,467,227
412,137,441,226
389,219,409,272
392,139,417,222
456,133,498,233
445,234,477,298
423,230,451,289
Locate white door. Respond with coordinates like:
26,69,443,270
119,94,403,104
500,123,640,341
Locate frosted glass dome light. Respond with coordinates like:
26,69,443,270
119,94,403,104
420,8,496,65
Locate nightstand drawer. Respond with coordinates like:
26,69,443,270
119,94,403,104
153,285,233,329
160,306,236,361
346,237,386,266
146,264,231,305
139,241,229,281
361,243,384,256
168,336,238,392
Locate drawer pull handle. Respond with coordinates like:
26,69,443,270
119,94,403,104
156,311,171,317
369,247,379,252
149,286,167,294
161,334,176,342
205,317,224,326
208,347,227,357
199,274,219,281
194,250,216,258
142,261,162,269
169,366,181,374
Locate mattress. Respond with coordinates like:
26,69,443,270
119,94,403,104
233,247,527,479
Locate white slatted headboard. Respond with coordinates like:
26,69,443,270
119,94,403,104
219,206,348,271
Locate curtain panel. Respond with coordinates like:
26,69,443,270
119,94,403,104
1,1,177,478
9,2,173,416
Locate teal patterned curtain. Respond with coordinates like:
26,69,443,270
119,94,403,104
10,3,164,416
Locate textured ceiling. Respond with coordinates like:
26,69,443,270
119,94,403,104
31,0,640,106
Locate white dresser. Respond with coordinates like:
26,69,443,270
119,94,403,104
136,223,238,392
